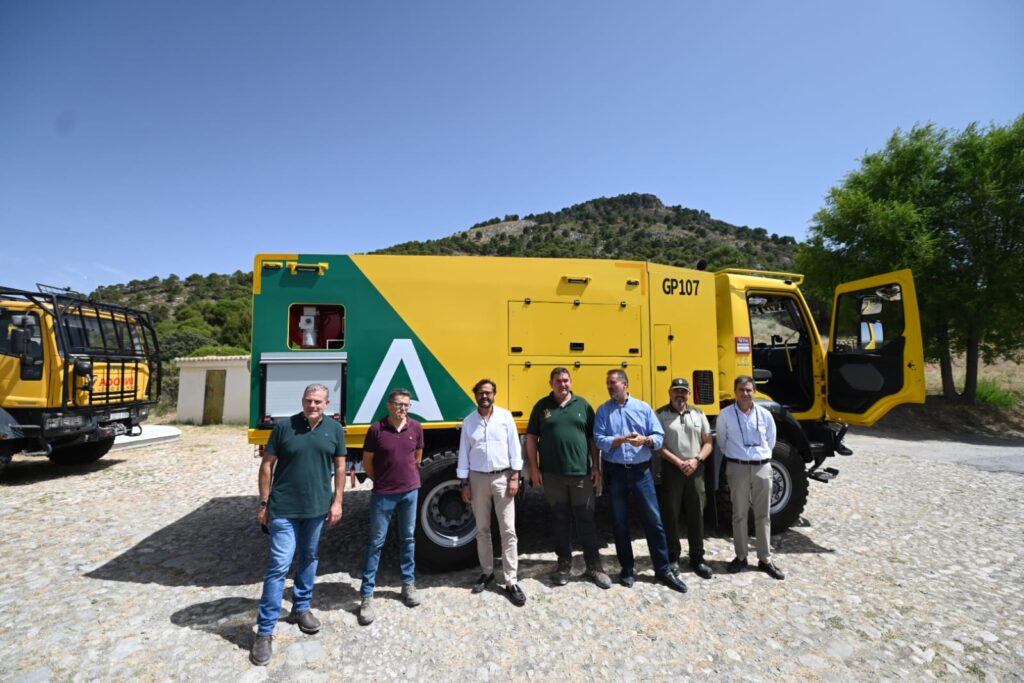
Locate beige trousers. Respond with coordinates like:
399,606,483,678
726,461,772,562
469,470,518,586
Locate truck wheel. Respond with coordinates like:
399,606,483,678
713,441,809,534
0,445,13,475
415,450,478,571
47,438,115,466
768,441,808,532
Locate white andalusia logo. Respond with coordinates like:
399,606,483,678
354,338,443,422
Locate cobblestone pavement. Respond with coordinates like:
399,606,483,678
1,426,1021,682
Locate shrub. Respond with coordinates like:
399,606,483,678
975,378,1018,408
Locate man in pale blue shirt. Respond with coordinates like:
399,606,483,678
716,375,784,580
594,369,688,593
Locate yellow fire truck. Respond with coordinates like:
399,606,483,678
0,285,160,473
248,254,924,568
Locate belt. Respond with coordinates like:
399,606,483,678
725,457,770,465
474,468,511,474
603,459,650,469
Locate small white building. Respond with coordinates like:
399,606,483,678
174,355,250,425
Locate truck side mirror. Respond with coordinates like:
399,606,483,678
74,359,94,377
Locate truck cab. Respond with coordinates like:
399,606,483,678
0,285,161,473
710,268,924,528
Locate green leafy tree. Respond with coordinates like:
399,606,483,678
189,344,248,357
797,117,1024,403
159,329,217,363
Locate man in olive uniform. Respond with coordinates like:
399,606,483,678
656,378,713,579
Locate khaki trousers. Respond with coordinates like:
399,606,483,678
469,470,518,586
726,460,772,562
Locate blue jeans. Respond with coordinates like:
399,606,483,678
604,460,672,576
360,489,418,597
256,515,326,635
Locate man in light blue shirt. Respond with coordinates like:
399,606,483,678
594,369,688,593
716,375,784,580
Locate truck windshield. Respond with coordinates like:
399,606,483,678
63,312,144,355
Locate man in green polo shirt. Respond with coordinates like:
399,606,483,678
250,383,347,666
656,378,713,579
527,367,611,589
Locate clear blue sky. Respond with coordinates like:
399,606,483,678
1,1,1020,291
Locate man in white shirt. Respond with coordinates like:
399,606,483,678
457,379,526,606
715,375,785,580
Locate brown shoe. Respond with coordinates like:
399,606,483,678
290,609,321,634
584,562,612,589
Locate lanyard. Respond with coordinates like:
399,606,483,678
734,405,763,448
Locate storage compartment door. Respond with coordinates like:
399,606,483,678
261,352,347,419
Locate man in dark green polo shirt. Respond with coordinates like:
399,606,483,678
527,367,611,589
250,384,347,666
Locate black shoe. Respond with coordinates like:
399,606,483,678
692,561,713,579
550,558,572,586
619,570,635,588
471,573,494,594
504,583,527,607
758,560,785,580
290,609,321,634
727,557,748,574
658,570,688,593
249,635,272,666
836,443,853,456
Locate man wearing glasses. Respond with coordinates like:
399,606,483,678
715,375,784,580
457,379,526,606
357,388,425,625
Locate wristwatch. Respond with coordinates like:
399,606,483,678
259,500,268,508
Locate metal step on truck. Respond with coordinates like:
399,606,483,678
0,285,161,474
248,254,924,570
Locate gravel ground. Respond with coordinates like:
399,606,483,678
1,426,1021,682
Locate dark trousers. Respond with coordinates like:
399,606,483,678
604,460,671,576
542,472,602,567
657,461,706,564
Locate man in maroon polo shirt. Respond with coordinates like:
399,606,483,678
357,388,424,626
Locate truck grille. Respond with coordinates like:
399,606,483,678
692,370,714,405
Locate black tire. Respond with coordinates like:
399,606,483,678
713,441,809,534
47,438,115,466
768,441,808,532
0,445,13,476
415,450,478,571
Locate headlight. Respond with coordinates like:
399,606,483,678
44,415,86,430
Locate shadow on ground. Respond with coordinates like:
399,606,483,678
87,491,374,587
863,397,1024,444
1,457,124,486
170,581,363,650
89,485,830,590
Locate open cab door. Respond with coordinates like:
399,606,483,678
826,269,925,426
